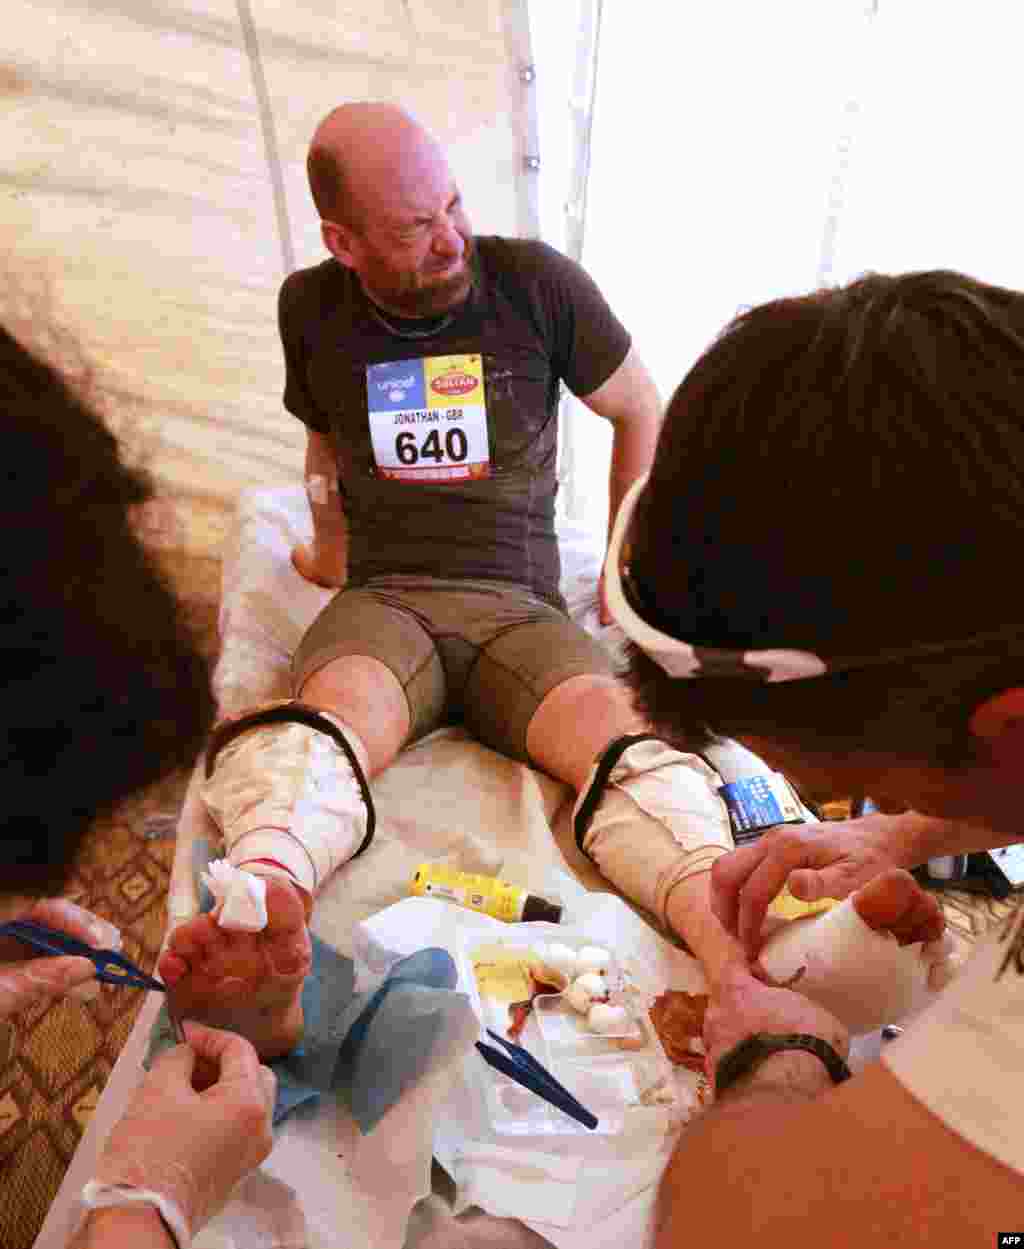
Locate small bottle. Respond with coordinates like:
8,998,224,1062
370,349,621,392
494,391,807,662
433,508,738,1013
409,863,562,924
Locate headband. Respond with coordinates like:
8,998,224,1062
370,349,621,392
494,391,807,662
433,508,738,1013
604,474,1021,682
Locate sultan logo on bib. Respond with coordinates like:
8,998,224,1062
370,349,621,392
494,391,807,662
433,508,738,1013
366,354,491,482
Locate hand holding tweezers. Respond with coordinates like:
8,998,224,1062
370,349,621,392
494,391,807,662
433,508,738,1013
0,918,188,1043
0,918,167,990
476,1028,599,1130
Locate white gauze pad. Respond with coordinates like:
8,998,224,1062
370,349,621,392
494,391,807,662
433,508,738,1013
201,860,269,932
758,896,958,1034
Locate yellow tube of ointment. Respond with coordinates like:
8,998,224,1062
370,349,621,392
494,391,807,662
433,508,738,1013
410,863,562,924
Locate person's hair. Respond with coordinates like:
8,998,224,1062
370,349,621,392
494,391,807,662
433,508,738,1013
624,269,1024,769
307,142,361,229
1,320,216,897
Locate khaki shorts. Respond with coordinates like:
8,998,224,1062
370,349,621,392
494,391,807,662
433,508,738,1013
292,577,618,762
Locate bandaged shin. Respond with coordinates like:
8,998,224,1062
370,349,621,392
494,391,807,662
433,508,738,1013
200,702,374,916
573,735,734,929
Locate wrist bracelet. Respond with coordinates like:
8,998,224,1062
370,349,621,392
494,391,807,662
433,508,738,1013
715,1032,852,1097
80,1181,190,1248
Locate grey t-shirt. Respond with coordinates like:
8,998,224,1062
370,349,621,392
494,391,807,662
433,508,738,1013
278,236,631,605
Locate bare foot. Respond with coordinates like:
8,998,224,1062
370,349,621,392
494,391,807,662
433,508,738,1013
158,877,312,1060
851,868,946,946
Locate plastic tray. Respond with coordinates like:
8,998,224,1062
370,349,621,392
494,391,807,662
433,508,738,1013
456,928,678,1137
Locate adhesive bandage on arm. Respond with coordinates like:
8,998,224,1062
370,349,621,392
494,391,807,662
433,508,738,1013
304,474,339,507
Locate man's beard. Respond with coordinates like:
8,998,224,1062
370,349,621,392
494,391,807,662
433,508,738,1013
384,236,476,318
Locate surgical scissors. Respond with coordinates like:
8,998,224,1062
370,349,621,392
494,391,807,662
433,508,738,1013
0,918,187,1043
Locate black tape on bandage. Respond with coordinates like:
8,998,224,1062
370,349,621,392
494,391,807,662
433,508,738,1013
205,701,376,859
573,733,664,858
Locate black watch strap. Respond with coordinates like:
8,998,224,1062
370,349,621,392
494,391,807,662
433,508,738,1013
715,1032,852,1096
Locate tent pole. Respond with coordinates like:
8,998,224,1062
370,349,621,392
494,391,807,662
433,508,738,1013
559,0,604,525
500,0,542,241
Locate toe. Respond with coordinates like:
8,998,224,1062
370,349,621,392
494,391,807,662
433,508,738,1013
170,914,221,962
260,881,312,979
264,878,308,934
272,941,310,977
158,951,189,986
853,869,945,945
216,976,249,997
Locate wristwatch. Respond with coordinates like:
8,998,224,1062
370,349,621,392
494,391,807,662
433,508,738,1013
715,1032,852,1096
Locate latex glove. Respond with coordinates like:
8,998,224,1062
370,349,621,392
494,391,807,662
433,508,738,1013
0,897,121,1017
95,1020,277,1242
710,812,917,957
703,962,850,1101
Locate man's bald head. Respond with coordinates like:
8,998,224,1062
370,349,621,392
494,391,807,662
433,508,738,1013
307,102,444,229
306,101,473,317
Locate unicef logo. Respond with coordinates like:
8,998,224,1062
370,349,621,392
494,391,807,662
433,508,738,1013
378,373,416,404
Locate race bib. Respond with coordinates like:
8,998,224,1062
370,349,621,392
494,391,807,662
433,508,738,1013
366,354,491,482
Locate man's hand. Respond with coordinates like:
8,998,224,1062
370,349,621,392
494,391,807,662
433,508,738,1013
95,1021,277,1241
710,815,912,958
705,963,849,1100
291,541,345,589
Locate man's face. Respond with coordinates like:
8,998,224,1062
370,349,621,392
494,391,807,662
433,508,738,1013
739,734,1016,832
341,176,474,318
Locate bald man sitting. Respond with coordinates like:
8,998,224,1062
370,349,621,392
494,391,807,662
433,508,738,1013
158,103,747,1057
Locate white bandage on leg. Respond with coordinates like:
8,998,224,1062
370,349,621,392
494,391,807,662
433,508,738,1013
573,735,735,930
200,705,371,908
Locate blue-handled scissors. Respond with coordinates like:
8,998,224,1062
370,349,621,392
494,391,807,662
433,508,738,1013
0,919,187,1043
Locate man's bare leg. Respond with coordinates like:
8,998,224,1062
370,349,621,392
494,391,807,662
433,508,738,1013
158,654,409,1059
526,673,744,987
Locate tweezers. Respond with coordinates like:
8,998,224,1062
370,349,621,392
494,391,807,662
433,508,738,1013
476,1028,598,1130
0,918,187,1043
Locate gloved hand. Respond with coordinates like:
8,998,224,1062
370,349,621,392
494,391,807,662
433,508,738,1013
0,897,121,1017
94,1020,277,1241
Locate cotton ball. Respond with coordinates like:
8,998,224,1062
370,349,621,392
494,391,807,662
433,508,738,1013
587,1003,630,1034
544,942,579,980
565,980,593,1014
575,972,608,998
575,945,611,977
565,972,609,1014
